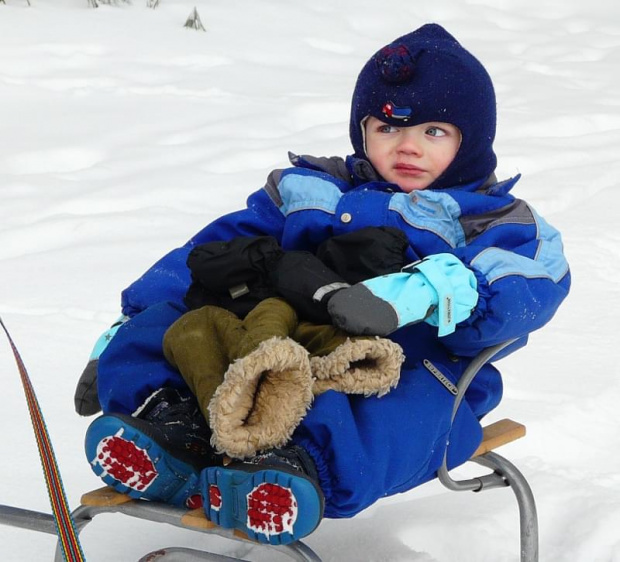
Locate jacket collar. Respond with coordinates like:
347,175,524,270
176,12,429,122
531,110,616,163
291,152,520,196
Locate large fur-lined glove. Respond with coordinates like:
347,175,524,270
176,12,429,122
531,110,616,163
327,253,478,337
164,298,404,459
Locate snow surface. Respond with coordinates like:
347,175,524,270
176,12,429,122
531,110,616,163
0,0,619,560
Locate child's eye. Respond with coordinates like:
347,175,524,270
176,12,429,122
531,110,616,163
426,126,447,137
378,125,398,134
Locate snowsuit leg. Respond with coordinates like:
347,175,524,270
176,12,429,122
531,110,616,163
291,360,483,519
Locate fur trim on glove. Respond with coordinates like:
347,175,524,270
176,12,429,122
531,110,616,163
208,337,313,459
310,337,404,397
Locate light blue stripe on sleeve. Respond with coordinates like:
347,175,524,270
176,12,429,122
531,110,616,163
389,190,465,248
531,207,570,282
471,248,551,283
277,173,343,216
472,208,569,284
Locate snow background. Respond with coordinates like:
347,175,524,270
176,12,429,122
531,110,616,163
0,0,618,560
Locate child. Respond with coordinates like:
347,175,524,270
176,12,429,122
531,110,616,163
81,23,570,545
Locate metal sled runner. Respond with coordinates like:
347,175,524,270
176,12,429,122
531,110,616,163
0,340,538,561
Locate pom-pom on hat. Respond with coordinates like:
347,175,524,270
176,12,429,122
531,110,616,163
350,24,497,189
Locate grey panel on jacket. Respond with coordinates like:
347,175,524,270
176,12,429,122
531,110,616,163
263,153,382,207
461,199,535,244
288,153,354,182
264,168,285,207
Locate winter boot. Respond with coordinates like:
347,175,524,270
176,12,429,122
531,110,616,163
293,322,405,396
310,338,404,397
84,388,217,508
208,335,314,459
164,298,315,460
165,298,403,459
201,445,324,545
163,298,304,422
163,306,242,423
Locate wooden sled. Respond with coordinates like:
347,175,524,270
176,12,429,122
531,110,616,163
0,340,538,561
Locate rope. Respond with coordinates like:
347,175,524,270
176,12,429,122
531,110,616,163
1,316,86,561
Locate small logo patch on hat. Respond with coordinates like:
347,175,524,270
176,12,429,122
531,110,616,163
382,102,412,121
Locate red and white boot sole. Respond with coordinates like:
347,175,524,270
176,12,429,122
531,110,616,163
201,465,323,545
85,415,202,509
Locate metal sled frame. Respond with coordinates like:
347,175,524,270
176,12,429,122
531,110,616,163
437,339,538,562
0,492,321,562
0,340,537,561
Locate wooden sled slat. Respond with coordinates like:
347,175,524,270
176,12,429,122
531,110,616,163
472,418,526,458
80,486,133,507
180,508,217,530
81,487,255,541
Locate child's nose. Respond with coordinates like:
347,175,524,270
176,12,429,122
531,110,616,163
397,132,422,155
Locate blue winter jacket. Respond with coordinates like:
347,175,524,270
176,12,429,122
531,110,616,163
104,153,570,517
121,153,570,357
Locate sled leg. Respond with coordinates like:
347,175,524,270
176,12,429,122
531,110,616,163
471,451,539,562
0,504,77,562
138,547,252,561
0,505,58,535
137,545,321,561
54,488,322,562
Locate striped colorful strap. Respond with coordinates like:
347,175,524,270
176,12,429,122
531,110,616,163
1,317,86,562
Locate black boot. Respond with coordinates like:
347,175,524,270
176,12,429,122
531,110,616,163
85,388,219,507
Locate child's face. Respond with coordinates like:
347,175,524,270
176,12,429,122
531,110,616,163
365,116,461,192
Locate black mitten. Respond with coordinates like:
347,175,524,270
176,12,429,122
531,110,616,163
269,251,350,324
184,236,283,316
316,226,409,284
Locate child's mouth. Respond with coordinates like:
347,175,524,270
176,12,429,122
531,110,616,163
394,164,425,176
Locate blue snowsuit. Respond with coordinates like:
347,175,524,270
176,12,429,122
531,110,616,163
98,153,570,518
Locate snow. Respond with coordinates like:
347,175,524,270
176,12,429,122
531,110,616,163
0,0,618,560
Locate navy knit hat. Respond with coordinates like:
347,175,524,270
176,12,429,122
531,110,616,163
350,24,497,189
